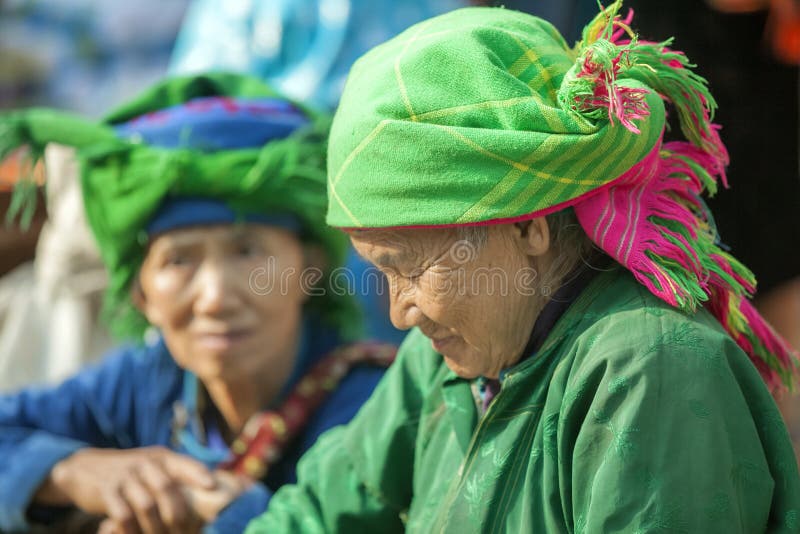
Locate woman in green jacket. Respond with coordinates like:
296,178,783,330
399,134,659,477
248,2,800,532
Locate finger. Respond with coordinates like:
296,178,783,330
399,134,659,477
98,518,131,534
103,485,139,534
137,458,192,532
121,468,168,534
214,470,253,492
158,452,215,490
180,477,247,523
98,519,116,534
184,486,238,522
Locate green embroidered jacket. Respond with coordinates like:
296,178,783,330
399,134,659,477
247,268,800,533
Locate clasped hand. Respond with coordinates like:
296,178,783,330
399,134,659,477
39,446,249,534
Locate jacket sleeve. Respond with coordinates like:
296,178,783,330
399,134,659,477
245,329,436,533
0,345,151,531
204,483,272,534
562,315,798,533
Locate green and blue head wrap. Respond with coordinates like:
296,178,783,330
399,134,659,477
1,73,358,341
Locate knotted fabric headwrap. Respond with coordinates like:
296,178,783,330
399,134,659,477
327,2,797,390
1,73,358,341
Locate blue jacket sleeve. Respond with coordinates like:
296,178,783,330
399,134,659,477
204,483,272,534
0,344,173,532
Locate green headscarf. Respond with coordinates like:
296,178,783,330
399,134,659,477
326,5,668,228
2,73,359,341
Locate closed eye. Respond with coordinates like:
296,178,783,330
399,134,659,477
405,263,431,281
232,237,266,258
237,243,258,257
166,254,189,266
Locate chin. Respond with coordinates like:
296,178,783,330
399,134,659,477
442,355,482,380
190,347,244,376
189,358,227,380
198,363,253,385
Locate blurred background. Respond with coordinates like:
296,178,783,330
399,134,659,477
1,0,799,454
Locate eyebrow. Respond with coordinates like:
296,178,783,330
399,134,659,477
154,233,203,249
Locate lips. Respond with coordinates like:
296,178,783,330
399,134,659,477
195,328,253,352
430,335,457,354
419,325,460,354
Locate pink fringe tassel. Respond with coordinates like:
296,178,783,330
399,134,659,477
576,136,798,391
569,4,798,390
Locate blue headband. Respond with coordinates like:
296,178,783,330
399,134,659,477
145,197,301,236
115,96,308,235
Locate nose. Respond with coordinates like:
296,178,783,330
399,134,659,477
193,258,239,316
387,278,423,330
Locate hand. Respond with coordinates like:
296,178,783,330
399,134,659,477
183,469,252,522
41,446,216,534
96,470,250,534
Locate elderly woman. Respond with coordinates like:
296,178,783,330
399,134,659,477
0,74,392,533
246,3,800,533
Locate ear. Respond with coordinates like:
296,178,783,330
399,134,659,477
513,217,550,257
130,274,162,327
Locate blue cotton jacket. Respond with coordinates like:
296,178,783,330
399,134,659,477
0,339,385,532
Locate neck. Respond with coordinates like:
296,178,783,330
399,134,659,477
202,377,276,437
511,293,550,364
201,334,301,438
489,255,558,377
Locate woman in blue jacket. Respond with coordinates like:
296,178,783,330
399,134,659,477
0,73,390,534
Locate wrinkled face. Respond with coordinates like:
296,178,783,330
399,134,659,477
137,224,307,385
350,224,551,379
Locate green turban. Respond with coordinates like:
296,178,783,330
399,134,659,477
326,5,669,228
1,73,359,341
327,2,797,390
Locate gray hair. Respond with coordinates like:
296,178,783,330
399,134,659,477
455,225,490,249
542,208,601,290
455,208,601,292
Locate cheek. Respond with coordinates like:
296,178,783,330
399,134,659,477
252,289,304,317
141,270,192,327
450,300,488,344
151,270,187,295
426,274,504,348
245,258,307,314
417,277,472,330
249,293,304,348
